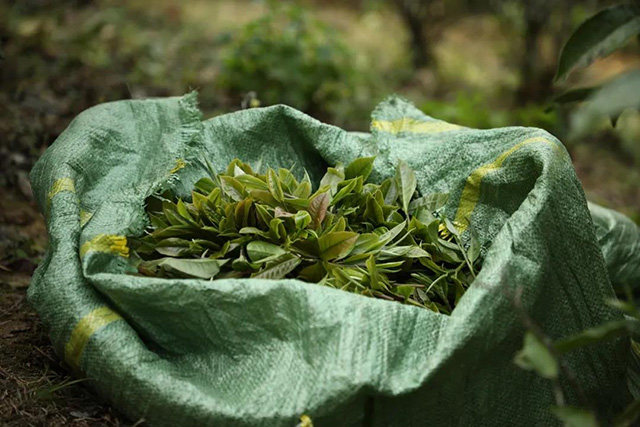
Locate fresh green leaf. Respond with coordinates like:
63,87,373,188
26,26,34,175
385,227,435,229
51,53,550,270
308,192,330,228
318,231,359,260
235,174,269,191
319,165,344,194
395,160,417,213
330,179,357,206
409,193,449,214
344,156,375,180
366,255,381,290
219,176,245,202
294,210,312,230
266,168,285,202
144,258,228,279
252,254,301,279
468,233,481,264
246,240,286,263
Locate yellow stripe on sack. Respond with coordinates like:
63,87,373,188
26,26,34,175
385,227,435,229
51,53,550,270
79,209,93,227
299,415,314,427
372,118,460,134
170,158,186,174
65,306,122,370
48,177,75,201
79,234,129,259
454,137,555,232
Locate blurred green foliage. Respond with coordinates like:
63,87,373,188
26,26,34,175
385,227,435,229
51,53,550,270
218,3,381,128
419,92,559,131
0,0,637,220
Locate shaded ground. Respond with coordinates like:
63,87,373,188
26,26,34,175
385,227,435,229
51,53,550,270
0,285,128,426
0,191,129,426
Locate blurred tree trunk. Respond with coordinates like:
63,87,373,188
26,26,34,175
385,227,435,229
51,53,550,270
516,0,573,104
393,0,433,68
516,0,549,103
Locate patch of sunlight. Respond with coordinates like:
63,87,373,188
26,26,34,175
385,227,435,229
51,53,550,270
434,14,518,93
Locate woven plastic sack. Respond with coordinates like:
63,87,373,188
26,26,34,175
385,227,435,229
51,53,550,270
589,202,640,293
29,93,639,426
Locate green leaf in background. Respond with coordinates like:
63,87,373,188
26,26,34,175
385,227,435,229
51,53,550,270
555,4,640,82
570,70,640,139
513,332,559,380
550,406,598,427
344,156,375,181
395,160,417,214
552,86,598,105
318,231,358,260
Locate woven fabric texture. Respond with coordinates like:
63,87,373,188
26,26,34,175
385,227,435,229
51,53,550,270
29,93,640,426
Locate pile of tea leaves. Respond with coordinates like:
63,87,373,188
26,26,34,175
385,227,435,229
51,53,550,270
129,157,480,314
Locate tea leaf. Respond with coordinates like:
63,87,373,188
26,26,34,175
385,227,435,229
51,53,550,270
219,176,245,202
131,157,480,315
320,166,345,194
409,193,449,214
308,192,330,228
395,160,417,214
252,254,301,279
330,179,357,206
247,241,286,263
147,258,228,279
345,156,375,180
235,174,269,191
468,233,481,264
318,231,359,260
266,169,285,202
293,181,312,198
366,255,381,290
294,210,312,230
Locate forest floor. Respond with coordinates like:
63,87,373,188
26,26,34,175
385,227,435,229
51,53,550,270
0,190,130,426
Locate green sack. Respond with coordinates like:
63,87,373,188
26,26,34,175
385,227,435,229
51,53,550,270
589,202,640,293
30,93,637,426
